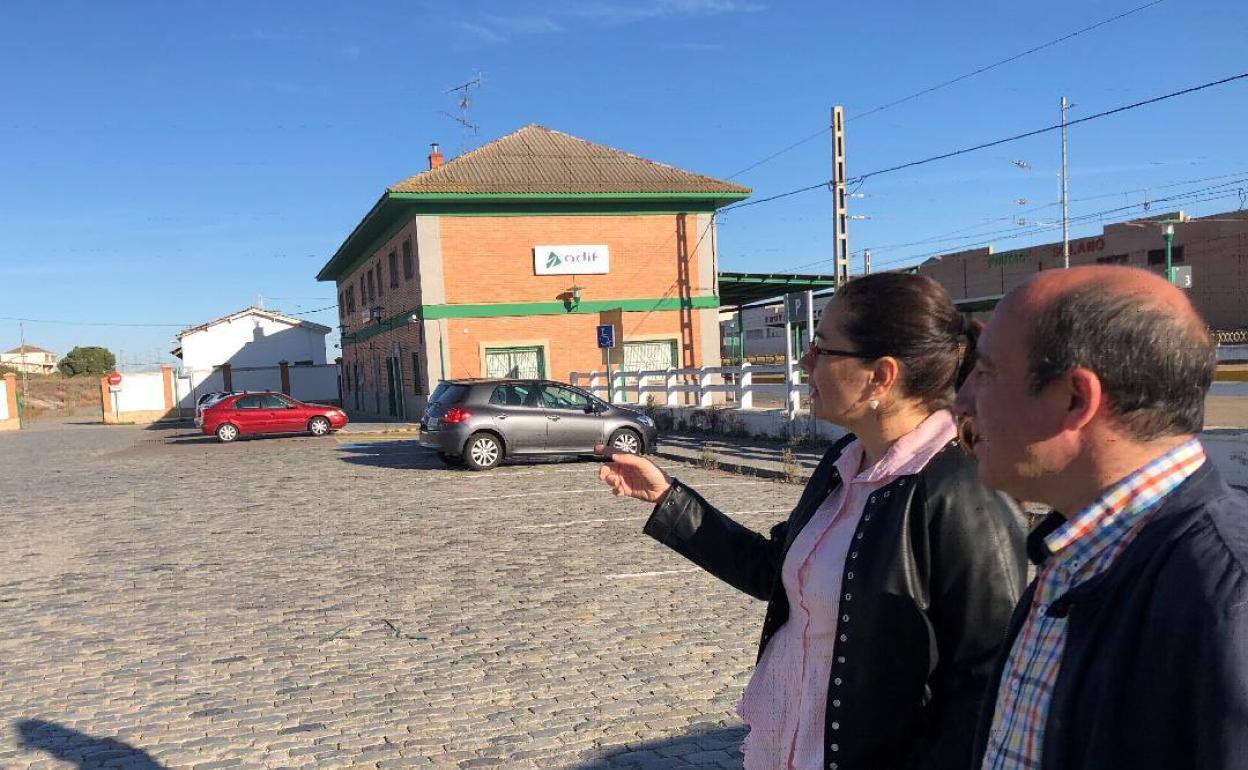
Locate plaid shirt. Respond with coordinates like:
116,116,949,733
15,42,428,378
980,438,1207,770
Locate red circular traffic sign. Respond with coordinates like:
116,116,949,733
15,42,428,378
106,372,123,387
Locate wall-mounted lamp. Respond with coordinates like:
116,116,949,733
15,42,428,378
564,284,583,312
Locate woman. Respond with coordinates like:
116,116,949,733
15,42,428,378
598,273,1026,770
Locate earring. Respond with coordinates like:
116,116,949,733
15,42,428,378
868,398,880,411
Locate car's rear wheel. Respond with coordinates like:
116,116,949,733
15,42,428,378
216,423,239,443
309,416,331,436
464,432,503,471
608,428,642,455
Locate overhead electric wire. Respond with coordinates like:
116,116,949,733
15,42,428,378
720,71,1248,216
847,72,1248,185
723,0,1166,179
762,178,1248,275
848,0,1166,122
869,189,1247,270
0,316,189,328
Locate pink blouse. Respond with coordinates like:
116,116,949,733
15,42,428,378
738,409,958,770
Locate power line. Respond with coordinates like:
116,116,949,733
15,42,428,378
723,0,1166,179
849,0,1165,122
720,71,1248,216
848,71,1248,185
761,180,1248,275
720,182,830,213
870,188,1248,270
0,316,189,328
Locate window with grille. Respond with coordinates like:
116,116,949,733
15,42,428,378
484,347,544,379
402,238,414,280
621,340,678,371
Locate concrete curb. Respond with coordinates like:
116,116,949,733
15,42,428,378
652,448,809,484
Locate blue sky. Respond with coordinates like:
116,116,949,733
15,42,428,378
2,0,1246,365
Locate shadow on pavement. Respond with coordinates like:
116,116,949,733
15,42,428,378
336,440,603,472
338,440,448,470
569,725,745,769
14,719,166,769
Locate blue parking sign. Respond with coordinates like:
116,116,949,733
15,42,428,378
596,324,616,349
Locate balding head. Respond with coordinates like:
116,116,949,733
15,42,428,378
1013,265,1204,329
1005,265,1214,440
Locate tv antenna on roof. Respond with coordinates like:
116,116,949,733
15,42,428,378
442,73,483,154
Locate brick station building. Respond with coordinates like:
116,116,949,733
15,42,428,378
316,125,749,418
917,208,1248,330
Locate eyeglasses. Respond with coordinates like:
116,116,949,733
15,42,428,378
807,341,876,360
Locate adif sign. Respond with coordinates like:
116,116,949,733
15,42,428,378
534,245,610,276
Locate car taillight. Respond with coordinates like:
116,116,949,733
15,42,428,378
442,406,472,424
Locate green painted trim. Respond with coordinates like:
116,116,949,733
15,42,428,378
340,295,718,346
422,295,718,319
387,191,748,202
316,191,745,282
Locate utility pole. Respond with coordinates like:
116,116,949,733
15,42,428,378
18,322,29,425
1061,96,1070,268
1163,223,1175,284
863,248,872,275
831,106,850,287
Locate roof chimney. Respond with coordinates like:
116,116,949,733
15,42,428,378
428,142,443,170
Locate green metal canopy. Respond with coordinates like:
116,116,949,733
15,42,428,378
717,271,840,308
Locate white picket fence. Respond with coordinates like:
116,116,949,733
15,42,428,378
569,362,809,411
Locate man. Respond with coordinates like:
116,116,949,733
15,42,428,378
955,265,1248,770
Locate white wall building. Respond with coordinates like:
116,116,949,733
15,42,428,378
2,345,56,374
173,307,330,372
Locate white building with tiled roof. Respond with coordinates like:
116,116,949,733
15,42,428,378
173,307,330,373
1,344,56,374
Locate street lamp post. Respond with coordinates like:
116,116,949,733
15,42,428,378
1163,223,1175,285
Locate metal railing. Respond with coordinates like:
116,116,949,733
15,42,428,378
569,363,809,411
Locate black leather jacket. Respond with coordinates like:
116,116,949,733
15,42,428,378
643,435,1027,770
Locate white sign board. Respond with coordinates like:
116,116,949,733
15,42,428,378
534,245,610,276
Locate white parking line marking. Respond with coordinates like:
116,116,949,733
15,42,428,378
511,509,789,530
456,480,775,502
602,568,702,580
518,517,644,528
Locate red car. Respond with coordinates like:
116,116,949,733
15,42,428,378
201,392,348,442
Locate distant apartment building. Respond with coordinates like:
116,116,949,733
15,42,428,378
917,208,1248,330
1,345,56,374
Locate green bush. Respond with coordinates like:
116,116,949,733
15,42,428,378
57,346,116,377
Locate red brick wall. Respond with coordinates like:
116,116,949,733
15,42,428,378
443,310,692,383
439,214,710,305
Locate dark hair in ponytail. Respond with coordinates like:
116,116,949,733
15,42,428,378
834,273,979,410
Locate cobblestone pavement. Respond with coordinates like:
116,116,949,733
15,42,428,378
0,419,803,769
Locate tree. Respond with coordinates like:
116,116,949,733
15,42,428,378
58,346,116,377
0,364,17,376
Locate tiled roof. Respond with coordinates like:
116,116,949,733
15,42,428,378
388,125,750,196
4,344,52,355
176,307,332,340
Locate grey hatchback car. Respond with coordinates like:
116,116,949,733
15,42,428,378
419,379,658,470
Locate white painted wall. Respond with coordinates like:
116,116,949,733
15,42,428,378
180,313,327,371
115,372,166,413
0,379,8,420
289,366,339,403
177,365,339,408
231,367,282,394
